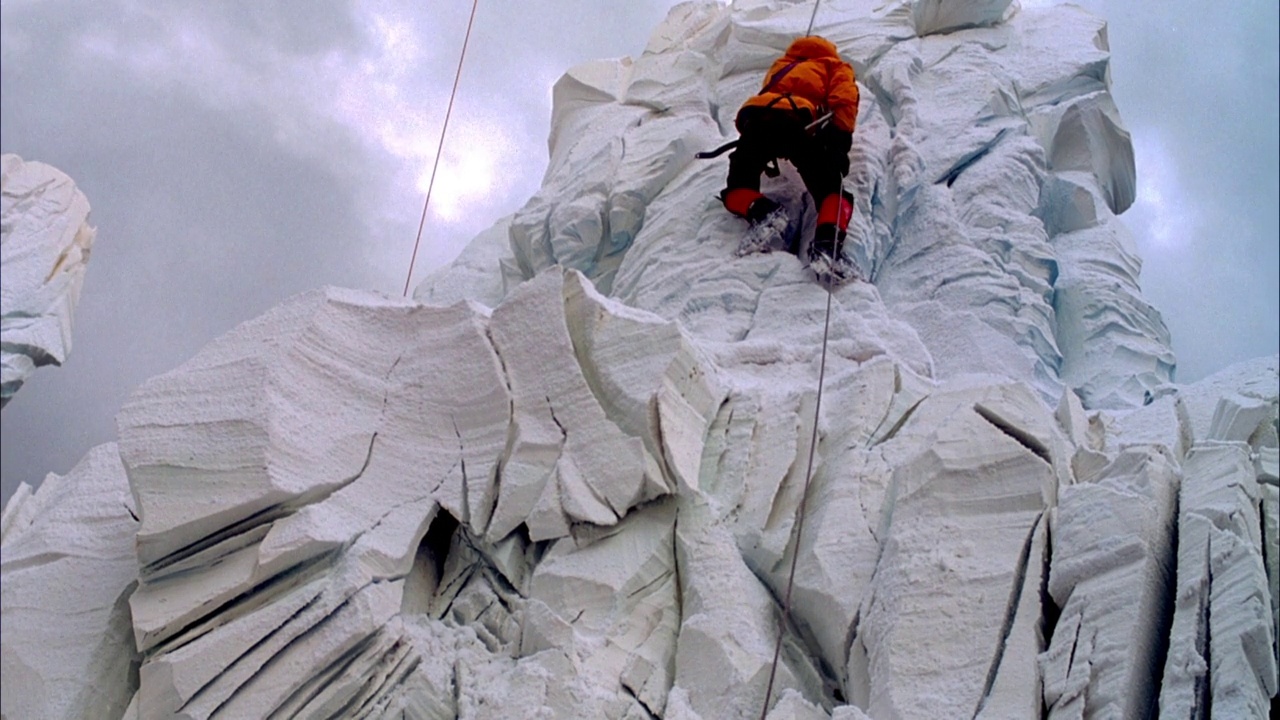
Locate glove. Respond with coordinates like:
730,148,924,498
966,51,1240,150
816,123,852,176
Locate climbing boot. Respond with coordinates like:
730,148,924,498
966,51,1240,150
738,197,788,256
808,224,857,282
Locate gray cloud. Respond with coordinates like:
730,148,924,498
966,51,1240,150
2,0,1276,503
0,1,386,502
0,0,680,501
1074,0,1279,381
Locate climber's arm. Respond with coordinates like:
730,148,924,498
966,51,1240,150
827,61,860,134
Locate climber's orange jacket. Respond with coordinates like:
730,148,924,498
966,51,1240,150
740,36,859,133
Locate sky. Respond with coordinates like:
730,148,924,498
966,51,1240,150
2,0,1277,503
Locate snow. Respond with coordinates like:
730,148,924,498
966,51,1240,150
911,1,1014,36
2,2,1278,719
103,272,719,718
1041,447,1180,718
0,444,138,720
1159,442,1275,717
0,154,97,407
425,0,1169,409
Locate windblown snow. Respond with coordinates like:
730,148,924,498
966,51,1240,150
2,1,1276,719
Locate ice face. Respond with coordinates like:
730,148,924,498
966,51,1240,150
425,0,1170,411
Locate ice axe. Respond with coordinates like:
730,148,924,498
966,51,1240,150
694,111,835,160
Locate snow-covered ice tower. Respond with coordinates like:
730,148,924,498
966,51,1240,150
2,2,1276,719
0,154,97,408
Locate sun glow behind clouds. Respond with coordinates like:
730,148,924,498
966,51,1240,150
1127,129,1196,252
415,119,515,222
329,9,525,232
63,1,526,274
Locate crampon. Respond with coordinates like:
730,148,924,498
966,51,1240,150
808,249,858,283
737,205,790,256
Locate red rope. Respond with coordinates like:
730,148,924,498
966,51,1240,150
403,0,480,297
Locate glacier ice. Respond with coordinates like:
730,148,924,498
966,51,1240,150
426,0,1168,410
0,154,97,407
2,2,1278,719
0,444,139,720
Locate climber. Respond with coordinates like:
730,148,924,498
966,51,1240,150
720,35,859,279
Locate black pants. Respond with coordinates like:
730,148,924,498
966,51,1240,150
726,106,844,202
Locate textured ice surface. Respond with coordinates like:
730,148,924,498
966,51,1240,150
0,444,139,720
424,0,1169,410
0,154,97,407
2,2,1277,719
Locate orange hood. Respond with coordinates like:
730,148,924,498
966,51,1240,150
782,36,841,62
740,35,860,133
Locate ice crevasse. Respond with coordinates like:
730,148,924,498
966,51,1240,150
2,1,1277,719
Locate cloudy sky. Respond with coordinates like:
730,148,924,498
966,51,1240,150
2,0,1277,503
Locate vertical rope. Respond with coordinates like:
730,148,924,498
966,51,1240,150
752,167,844,712
403,0,480,297
805,0,822,36
757,261,837,720
757,65,846,706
